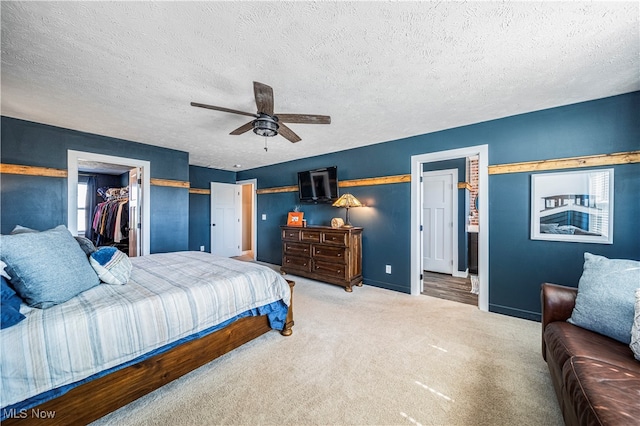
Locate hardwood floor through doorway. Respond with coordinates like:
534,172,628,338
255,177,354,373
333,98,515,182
422,271,478,306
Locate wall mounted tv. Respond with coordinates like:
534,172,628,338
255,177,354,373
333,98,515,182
298,166,339,203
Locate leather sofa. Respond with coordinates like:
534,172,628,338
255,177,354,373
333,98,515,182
541,283,640,425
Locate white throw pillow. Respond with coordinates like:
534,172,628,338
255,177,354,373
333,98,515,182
90,247,132,285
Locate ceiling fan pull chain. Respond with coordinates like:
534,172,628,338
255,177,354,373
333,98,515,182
264,137,268,152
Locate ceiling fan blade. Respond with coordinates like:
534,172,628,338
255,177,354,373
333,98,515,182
229,121,254,135
253,82,274,115
278,123,302,143
190,102,258,118
276,114,331,124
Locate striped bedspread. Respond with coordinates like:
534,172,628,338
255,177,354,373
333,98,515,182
0,251,290,409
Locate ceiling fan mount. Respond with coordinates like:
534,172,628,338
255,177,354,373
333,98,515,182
191,81,330,144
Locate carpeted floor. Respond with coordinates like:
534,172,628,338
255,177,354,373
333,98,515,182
92,271,563,426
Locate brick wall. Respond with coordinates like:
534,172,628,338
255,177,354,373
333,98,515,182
469,158,479,226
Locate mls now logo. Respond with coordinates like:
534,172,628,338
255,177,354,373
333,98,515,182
3,408,56,419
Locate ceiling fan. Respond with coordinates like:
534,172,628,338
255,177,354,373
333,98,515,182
191,82,331,143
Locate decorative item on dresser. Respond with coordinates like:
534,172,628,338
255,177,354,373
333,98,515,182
281,225,363,292
332,193,362,228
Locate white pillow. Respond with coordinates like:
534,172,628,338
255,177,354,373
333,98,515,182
89,247,132,285
0,260,11,280
630,289,640,361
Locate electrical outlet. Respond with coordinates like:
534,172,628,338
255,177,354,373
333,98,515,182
261,214,267,220
200,245,205,252
385,265,392,274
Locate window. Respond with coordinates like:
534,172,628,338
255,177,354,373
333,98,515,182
77,182,88,235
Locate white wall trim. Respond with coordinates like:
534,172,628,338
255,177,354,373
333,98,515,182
411,144,489,312
67,150,151,256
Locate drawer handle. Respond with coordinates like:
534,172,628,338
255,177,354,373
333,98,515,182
337,253,342,257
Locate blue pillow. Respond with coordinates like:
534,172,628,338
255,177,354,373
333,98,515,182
1,303,25,329
0,225,100,308
568,253,640,344
1,276,22,307
1,276,25,329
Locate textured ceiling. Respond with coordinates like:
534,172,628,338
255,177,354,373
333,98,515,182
2,2,638,171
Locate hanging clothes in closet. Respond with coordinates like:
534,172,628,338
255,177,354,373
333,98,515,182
91,186,130,250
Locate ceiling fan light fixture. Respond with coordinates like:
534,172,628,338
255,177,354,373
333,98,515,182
253,114,279,137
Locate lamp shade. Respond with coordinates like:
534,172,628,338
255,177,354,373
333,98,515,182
332,193,362,208
332,193,362,227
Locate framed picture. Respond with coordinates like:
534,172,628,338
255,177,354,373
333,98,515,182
531,168,614,244
287,212,304,227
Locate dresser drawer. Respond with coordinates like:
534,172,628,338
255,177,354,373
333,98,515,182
313,260,348,280
283,242,310,257
312,245,347,263
283,255,312,272
300,229,321,243
321,231,348,246
282,229,301,241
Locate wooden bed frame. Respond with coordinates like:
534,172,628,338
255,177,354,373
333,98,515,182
3,280,295,425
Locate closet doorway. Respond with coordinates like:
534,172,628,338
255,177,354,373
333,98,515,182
67,150,151,256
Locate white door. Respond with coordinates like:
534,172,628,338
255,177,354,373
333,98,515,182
210,182,242,257
422,170,455,274
128,167,142,257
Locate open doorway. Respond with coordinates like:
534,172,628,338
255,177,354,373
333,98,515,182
67,150,151,256
410,145,489,312
237,178,257,261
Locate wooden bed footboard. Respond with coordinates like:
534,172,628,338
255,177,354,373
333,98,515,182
3,280,295,425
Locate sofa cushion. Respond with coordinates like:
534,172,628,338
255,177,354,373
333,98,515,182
0,225,100,308
543,321,638,412
545,322,638,375
562,356,640,426
568,252,640,344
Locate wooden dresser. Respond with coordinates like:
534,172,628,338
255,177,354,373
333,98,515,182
280,225,363,292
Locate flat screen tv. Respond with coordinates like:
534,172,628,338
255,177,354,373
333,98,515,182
298,166,339,203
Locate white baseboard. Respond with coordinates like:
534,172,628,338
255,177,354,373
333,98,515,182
453,269,469,278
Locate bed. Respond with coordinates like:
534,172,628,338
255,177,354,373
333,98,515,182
0,249,294,425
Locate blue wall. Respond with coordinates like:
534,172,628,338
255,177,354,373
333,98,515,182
2,92,638,321
1,117,190,253
239,92,640,319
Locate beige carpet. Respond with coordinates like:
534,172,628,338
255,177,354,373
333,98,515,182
92,272,563,426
